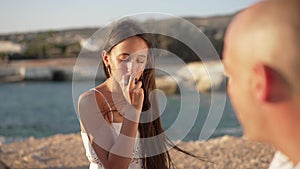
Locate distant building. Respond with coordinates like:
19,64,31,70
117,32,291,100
79,38,103,52
0,41,24,53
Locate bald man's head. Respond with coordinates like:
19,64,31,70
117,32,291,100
224,0,300,95
223,1,300,162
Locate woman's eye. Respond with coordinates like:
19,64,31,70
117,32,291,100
137,59,145,63
118,55,129,61
137,55,146,63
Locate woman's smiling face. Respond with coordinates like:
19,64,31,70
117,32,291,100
104,36,149,85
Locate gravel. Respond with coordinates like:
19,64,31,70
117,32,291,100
0,134,275,169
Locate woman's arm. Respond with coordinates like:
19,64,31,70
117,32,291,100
79,76,144,169
89,118,139,169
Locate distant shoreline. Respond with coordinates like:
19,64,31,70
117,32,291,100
0,57,227,93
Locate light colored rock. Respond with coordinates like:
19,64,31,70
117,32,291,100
154,61,226,94
1,59,226,94
72,65,105,81
0,66,24,82
155,76,178,95
20,67,53,81
0,67,20,77
176,61,226,93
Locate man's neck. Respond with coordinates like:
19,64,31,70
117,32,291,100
274,131,300,166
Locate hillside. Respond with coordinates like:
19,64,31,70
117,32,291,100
0,14,235,62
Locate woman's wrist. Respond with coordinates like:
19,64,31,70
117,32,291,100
121,104,141,123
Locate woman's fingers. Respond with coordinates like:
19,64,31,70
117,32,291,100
127,72,138,91
125,73,143,111
129,73,143,98
132,81,142,91
117,72,144,113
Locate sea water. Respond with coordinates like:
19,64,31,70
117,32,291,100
0,81,242,143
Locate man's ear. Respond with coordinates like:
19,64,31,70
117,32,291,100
102,50,109,66
253,64,289,103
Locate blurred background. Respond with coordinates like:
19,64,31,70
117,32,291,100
0,0,258,143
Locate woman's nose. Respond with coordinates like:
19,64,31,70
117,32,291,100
126,61,133,73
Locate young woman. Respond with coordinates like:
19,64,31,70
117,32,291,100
78,19,203,169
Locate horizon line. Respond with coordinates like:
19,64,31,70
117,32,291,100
0,12,237,36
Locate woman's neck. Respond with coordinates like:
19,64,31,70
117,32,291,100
101,78,125,123
105,77,121,93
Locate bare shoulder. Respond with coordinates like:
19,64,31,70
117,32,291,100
78,89,105,116
78,89,106,116
78,90,108,133
79,89,94,102
78,90,96,107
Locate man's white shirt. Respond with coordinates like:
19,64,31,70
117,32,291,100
269,151,300,169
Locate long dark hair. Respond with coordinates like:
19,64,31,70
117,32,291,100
102,19,206,169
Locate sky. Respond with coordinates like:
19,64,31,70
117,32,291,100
0,0,259,34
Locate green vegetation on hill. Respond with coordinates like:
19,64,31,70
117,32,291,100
0,14,234,61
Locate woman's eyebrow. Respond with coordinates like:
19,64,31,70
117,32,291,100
117,52,130,56
117,52,147,57
137,54,146,57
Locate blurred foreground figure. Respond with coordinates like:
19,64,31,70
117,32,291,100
223,0,300,168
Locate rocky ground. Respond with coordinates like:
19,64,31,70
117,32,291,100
0,134,275,169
